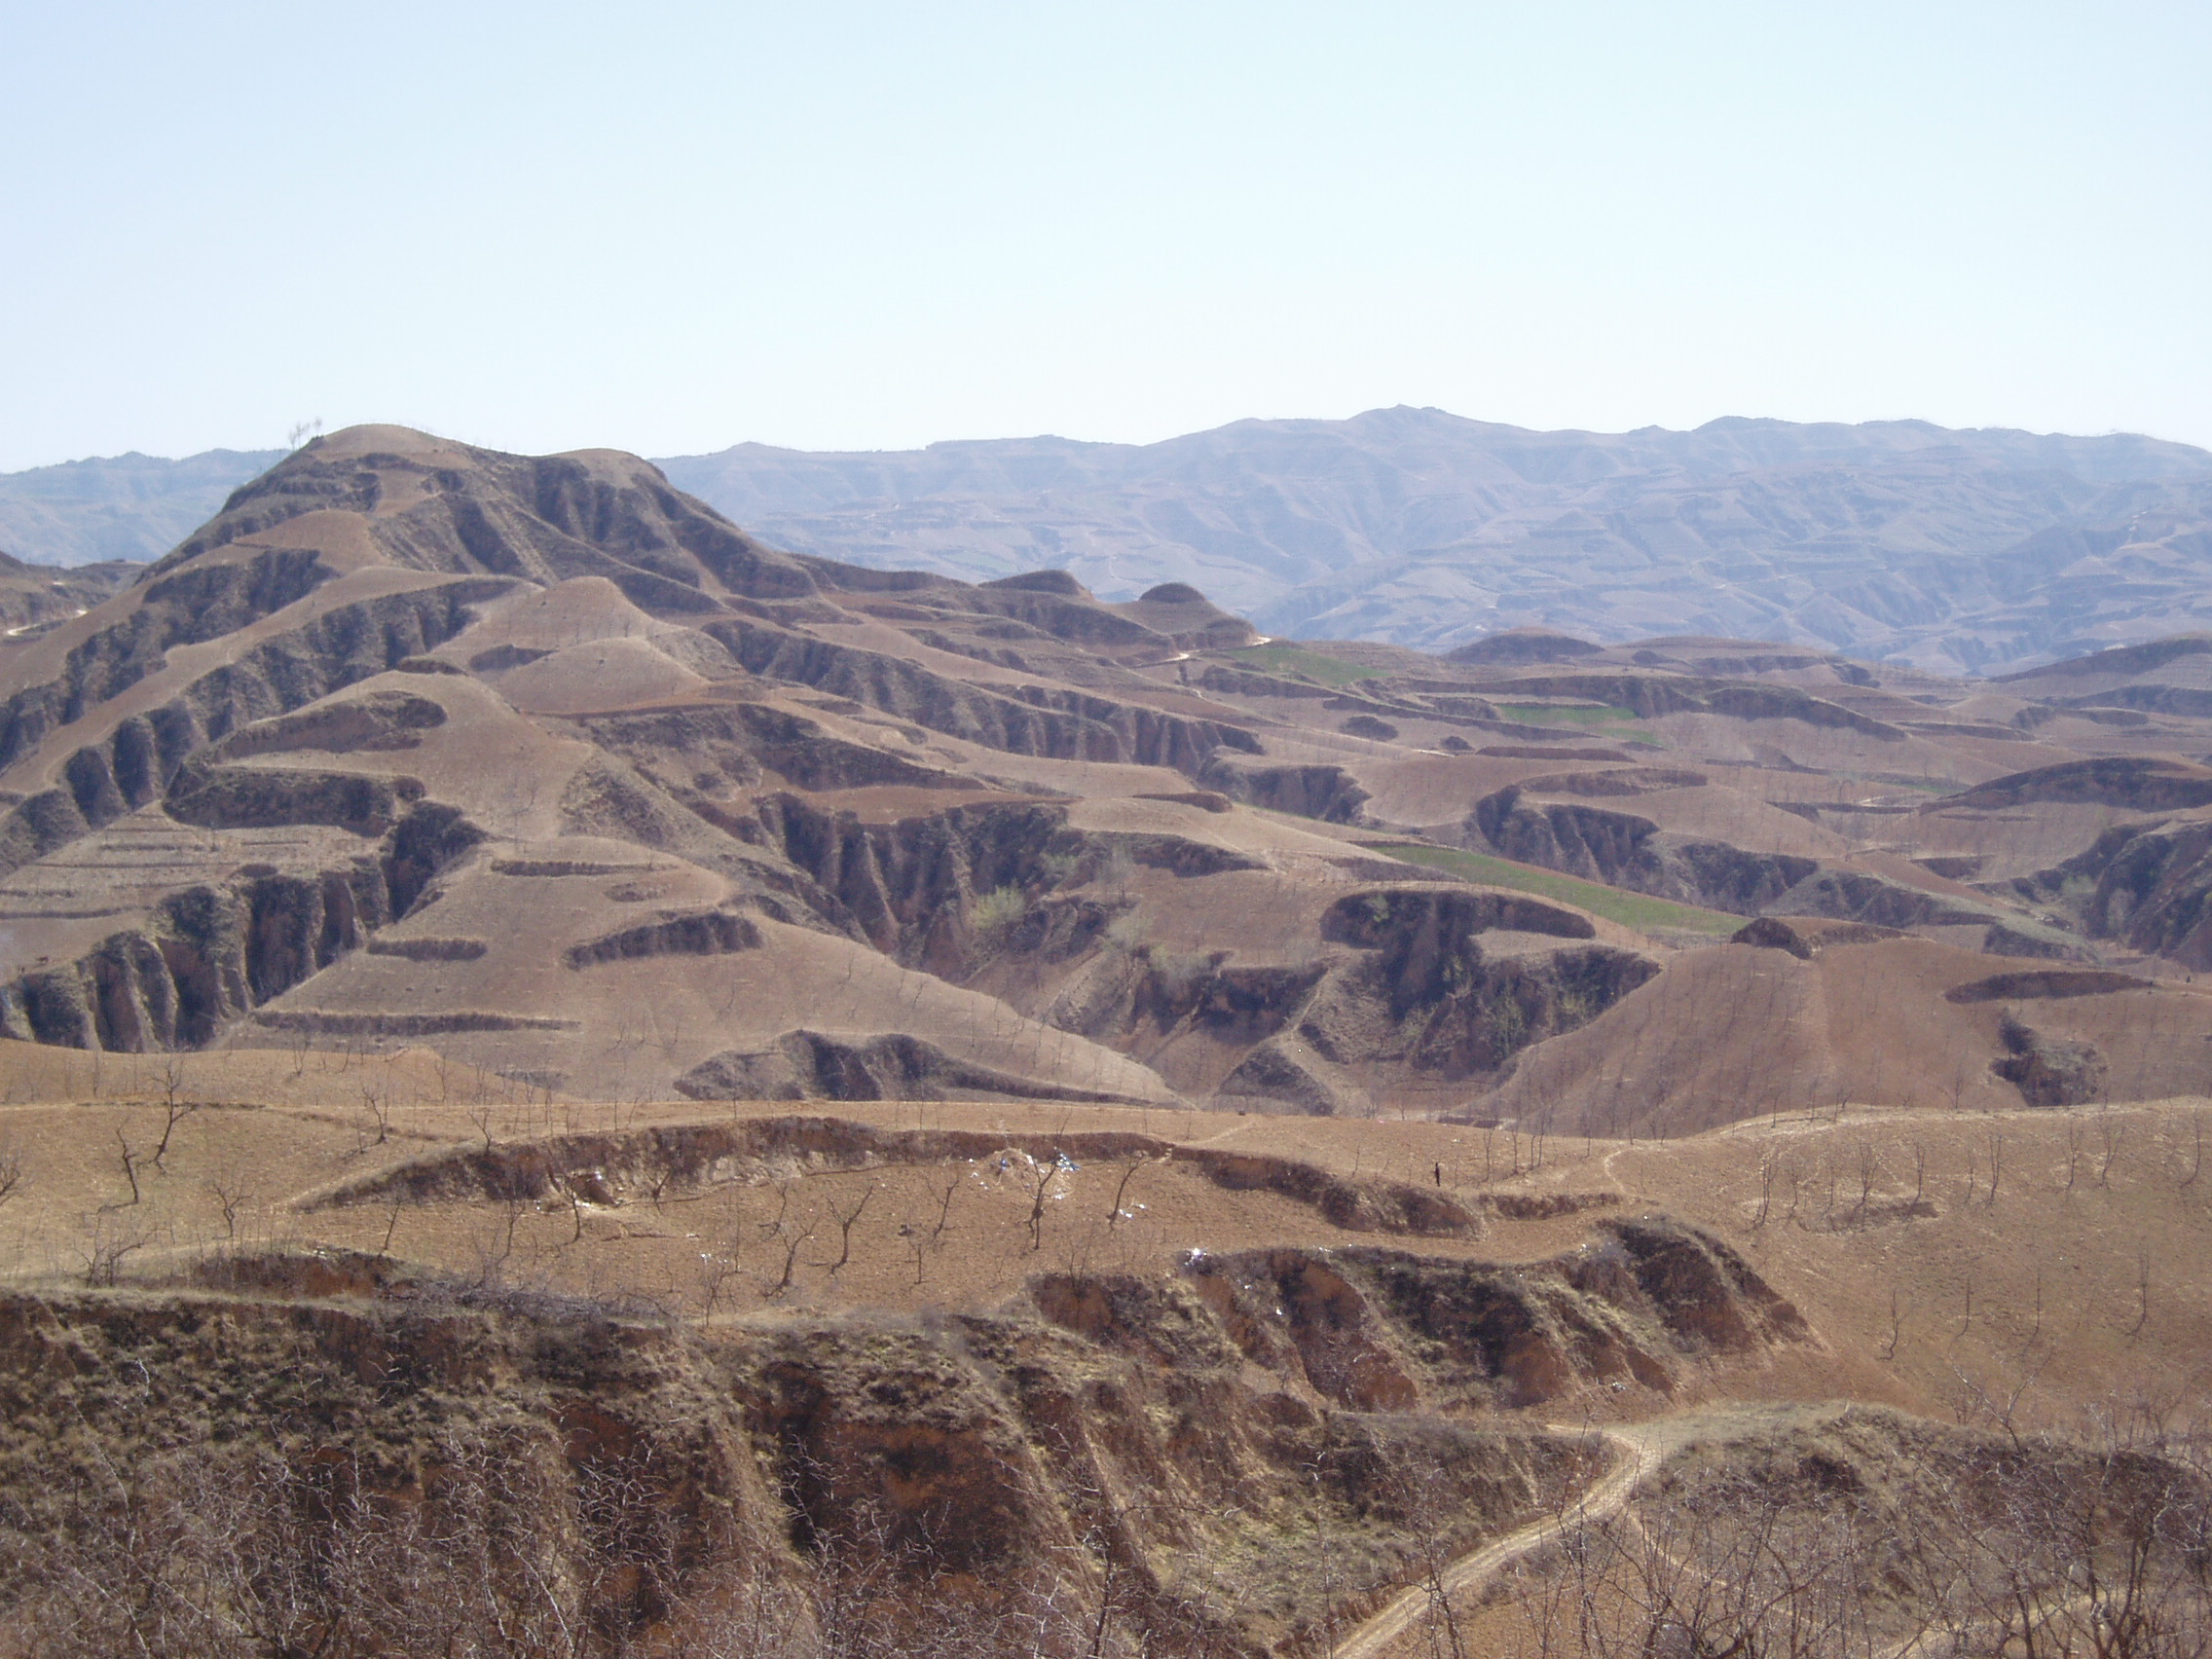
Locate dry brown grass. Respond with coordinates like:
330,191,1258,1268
6,1043,2204,1432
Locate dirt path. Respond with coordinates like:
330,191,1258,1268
1332,1406,1822,1659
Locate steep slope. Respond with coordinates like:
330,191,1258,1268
11,424,2212,1126
9,424,2212,1659
0,428,1637,1113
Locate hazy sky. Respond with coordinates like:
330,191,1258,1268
3,1,2206,470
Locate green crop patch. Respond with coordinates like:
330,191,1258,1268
1228,643,1386,685
1370,843,1743,937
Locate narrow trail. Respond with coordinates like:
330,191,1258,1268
1331,1420,1672,1659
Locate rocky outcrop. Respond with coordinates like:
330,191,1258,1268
1731,916,1818,958
1297,886,1657,1082
575,701,968,796
1214,1039,1351,1115
249,1009,582,1037
1944,968,2153,1003
212,686,449,756
706,617,1258,778
166,763,425,836
1945,756,2212,812
1993,1014,2108,1106
1508,766,1710,796
1046,946,1332,1059
2007,818,2212,968
1180,1215,1808,1413
1321,887,1594,956
0,800,482,1051
1299,940,1657,1083
1201,756,1372,823
1762,867,1997,930
564,907,762,968
1978,920,2094,960
1469,788,1818,912
365,935,488,961
672,1030,1150,1106
749,795,1072,966
0,576,501,879
0,549,137,634
316,1115,1479,1239
1730,917,1918,957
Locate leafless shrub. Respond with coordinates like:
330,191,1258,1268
765,1208,820,1300
0,1426,805,1659
205,1162,251,1240
109,1126,140,1208
1025,1154,1066,1252
151,1060,197,1169
1106,1158,1150,1231
827,1184,876,1275
2100,1115,2128,1187
357,1084,392,1149
926,1169,960,1243
76,1210,151,1286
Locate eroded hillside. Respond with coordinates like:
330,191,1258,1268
8,427,2212,1129
2,428,2209,1659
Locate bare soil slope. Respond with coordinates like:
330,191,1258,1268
4,426,2210,1659
11,427,2212,1132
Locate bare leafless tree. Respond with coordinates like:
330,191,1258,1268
2100,1115,2128,1187
206,1162,251,1240
1026,1156,1063,1253
110,1126,140,1208
827,1184,876,1275
1106,1158,1150,1231
765,1210,819,1300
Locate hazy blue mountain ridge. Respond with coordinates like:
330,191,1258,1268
0,448,284,567
659,410,2212,673
8,412,2210,674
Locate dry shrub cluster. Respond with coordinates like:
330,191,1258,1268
0,1435,796,1659
0,1433,1272,1659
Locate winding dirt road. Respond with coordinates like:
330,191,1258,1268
1331,1420,1672,1659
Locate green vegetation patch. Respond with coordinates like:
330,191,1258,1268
1371,843,1743,936
1227,643,1386,685
1494,702,1651,731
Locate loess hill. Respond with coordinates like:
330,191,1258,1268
0,426,2206,1659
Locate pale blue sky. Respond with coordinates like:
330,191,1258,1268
2,0,2206,470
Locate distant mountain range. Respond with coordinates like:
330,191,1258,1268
0,448,285,567
9,411,2211,675
657,411,2212,676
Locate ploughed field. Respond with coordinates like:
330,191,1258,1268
0,428,2205,1657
